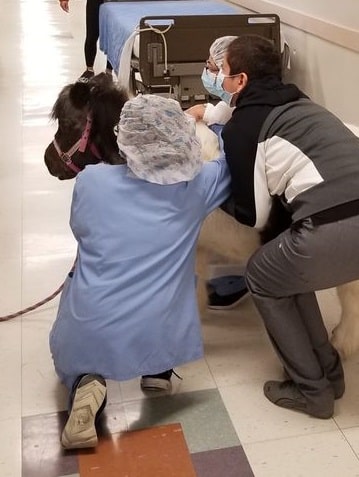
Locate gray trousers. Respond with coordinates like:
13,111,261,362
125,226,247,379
246,215,359,398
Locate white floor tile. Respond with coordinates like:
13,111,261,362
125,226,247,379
333,355,359,429
0,417,21,477
21,308,68,416
0,258,22,316
244,430,359,477
342,427,359,460
220,381,337,444
0,322,21,421
203,304,280,387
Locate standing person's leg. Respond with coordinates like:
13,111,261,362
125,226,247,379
78,0,101,81
84,0,100,68
246,216,359,417
99,0,113,74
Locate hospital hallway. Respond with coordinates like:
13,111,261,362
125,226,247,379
2,0,359,476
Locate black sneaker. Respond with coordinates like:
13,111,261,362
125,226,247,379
208,287,249,310
140,369,183,392
78,70,95,83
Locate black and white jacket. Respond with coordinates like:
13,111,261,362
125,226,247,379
222,77,359,229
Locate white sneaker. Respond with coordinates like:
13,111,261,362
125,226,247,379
61,375,107,450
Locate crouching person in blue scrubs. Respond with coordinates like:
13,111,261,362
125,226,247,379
49,94,231,450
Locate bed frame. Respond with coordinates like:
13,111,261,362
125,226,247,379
130,13,280,108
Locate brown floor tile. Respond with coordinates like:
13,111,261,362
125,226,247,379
78,423,196,477
192,446,254,477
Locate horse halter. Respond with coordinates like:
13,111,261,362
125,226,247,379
52,115,102,174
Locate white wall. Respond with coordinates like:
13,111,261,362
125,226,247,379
227,0,359,127
259,0,359,30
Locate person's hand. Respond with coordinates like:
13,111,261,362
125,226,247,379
186,104,206,122
59,0,69,12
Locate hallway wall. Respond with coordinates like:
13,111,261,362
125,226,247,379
228,0,359,127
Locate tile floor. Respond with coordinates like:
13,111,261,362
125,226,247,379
1,1,359,476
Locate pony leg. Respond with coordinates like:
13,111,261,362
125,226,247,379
197,276,209,317
195,245,213,316
198,209,260,265
332,280,359,358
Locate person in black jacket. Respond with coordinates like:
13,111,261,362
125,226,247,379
59,0,113,82
218,34,359,418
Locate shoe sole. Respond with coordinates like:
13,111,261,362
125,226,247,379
61,379,107,449
208,293,249,310
140,377,172,392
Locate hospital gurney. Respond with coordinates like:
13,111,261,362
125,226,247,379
100,1,281,107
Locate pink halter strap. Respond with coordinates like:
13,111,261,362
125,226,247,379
52,114,102,174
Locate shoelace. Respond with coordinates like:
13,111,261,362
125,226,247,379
172,370,183,381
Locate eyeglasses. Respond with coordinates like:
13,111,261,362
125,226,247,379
205,59,219,74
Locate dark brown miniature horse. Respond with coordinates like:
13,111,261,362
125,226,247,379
44,74,128,180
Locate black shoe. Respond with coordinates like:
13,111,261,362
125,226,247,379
140,369,182,392
208,287,249,310
78,69,95,83
264,380,334,419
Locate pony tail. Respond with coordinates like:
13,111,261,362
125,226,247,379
69,82,91,109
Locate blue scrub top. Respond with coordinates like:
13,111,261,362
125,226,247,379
50,158,230,389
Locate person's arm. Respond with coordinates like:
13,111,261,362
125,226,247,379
203,101,233,126
200,154,232,214
186,104,208,122
59,0,69,13
222,112,271,228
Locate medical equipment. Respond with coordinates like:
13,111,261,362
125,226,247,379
99,2,280,107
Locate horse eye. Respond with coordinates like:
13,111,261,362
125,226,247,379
113,124,119,135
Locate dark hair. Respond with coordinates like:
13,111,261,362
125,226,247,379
226,34,282,80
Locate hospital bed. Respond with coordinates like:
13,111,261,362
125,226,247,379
100,1,281,108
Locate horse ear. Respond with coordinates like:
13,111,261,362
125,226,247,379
69,82,91,109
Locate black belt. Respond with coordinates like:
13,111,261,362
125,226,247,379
310,199,359,226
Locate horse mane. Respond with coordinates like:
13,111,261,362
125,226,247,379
68,74,129,164
88,80,129,164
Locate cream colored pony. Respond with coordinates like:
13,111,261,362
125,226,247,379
195,121,359,359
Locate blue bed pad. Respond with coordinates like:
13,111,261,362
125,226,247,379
99,0,240,72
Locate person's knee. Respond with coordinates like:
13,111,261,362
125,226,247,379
245,250,274,297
